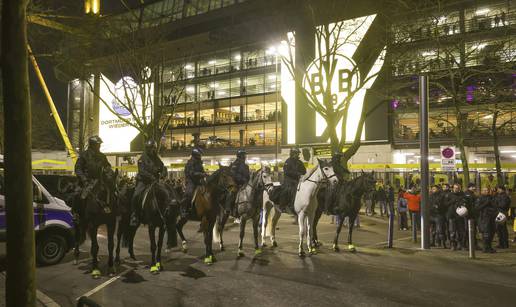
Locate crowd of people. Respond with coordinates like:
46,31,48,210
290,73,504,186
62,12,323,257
372,182,515,253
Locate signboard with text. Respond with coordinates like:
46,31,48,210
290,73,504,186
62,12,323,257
440,146,456,171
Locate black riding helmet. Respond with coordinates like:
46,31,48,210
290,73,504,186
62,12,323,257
88,135,103,145
236,149,247,159
145,139,157,149
290,147,300,158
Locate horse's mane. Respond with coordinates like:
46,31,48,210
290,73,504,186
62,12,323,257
301,164,318,182
206,168,221,185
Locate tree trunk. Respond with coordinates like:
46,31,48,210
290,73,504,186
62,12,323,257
455,116,470,187
1,0,36,306
492,112,503,184
326,114,341,153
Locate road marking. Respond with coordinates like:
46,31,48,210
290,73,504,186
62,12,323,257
76,266,132,300
37,289,61,307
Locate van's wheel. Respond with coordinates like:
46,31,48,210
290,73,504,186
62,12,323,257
36,233,67,266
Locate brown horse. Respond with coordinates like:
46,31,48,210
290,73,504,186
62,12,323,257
176,166,236,264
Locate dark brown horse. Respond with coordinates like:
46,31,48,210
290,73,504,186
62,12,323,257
73,168,119,279
176,166,236,264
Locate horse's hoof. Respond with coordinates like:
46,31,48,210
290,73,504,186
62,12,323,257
298,251,306,258
73,259,79,265
91,269,101,279
204,255,214,265
348,244,356,252
114,258,121,266
150,265,159,274
237,249,245,257
332,244,340,252
309,247,317,255
181,241,188,253
254,248,263,255
272,241,278,248
220,244,225,252
156,262,163,271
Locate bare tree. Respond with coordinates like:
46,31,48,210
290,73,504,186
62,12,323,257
51,1,189,149
388,0,515,186
281,2,387,169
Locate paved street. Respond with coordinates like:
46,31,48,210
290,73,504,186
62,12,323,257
2,213,516,307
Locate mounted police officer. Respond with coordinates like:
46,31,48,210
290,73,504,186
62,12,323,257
324,152,348,213
281,148,306,212
331,152,349,182
182,148,207,216
225,149,250,216
75,136,114,212
130,139,168,226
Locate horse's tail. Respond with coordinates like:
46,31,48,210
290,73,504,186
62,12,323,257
212,215,221,243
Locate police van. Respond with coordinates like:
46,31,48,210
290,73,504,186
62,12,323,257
0,155,74,266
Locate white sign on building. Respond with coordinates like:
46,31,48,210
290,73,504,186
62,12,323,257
440,146,456,171
98,74,153,153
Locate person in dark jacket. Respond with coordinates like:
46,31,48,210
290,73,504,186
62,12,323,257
376,183,387,217
446,184,467,250
463,183,478,248
429,185,447,248
325,152,348,213
281,148,306,212
75,136,114,213
331,152,349,182
182,148,207,216
75,136,113,189
225,149,250,216
494,186,511,248
475,187,497,253
130,140,168,226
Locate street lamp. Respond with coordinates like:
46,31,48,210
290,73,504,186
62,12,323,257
85,0,101,15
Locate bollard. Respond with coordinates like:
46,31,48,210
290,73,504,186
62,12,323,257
412,212,418,243
387,212,394,248
468,219,475,259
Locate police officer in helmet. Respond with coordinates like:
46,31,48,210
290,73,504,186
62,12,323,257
75,136,113,202
130,139,168,226
324,151,348,213
282,148,306,212
331,151,349,182
182,148,207,216
225,149,250,216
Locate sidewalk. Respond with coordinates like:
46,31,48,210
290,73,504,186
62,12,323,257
360,213,516,267
0,264,58,307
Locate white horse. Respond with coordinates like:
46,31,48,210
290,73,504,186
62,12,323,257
294,159,337,257
260,167,282,248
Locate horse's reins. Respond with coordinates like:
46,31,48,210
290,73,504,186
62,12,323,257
305,165,336,185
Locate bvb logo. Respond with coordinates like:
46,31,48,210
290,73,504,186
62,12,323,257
303,55,360,108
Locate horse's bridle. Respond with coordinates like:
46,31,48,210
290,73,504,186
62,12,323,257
305,164,336,184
